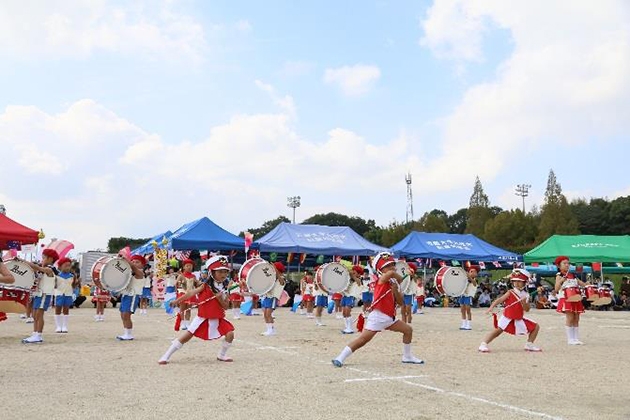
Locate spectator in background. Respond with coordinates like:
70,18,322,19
535,287,551,309
620,276,630,296
478,289,491,307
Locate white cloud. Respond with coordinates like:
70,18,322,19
323,64,381,96
255,80,297,117
235,19,253,33
0,0,206,62
417,0,630,193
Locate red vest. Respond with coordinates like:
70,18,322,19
372,280,395,318
504,290,524,320
197,284,226,319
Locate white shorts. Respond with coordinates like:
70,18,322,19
364,310,397,332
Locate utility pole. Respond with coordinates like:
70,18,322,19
405,172,414,223
515,184,531,213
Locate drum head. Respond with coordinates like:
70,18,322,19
440,267,468,297
318,263,350,294
395,261,411,292
244,261,276,295
100,257,132,292
3,260,35,289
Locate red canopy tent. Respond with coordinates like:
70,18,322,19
0,214,39,250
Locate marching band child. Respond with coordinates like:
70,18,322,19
361,270,374,311
116,255,146,341
54,257,76,333
415,274,425,315
0,260,15,322
300,270,315,318
459,265,479,330
341,265,364,334
22,249,59,343
139,271,152,315
261,262,286,336
332,291,343,320
401,262,417,324
478,269,542,353
176,259,199,330
554,256,587,345
227,270,243,320
94,281,110,322
332,253,424,367
313,269,329,327
158,255,235,364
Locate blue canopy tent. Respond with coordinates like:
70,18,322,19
131,231,173,255
391,232,521,262
253,223,387,255
169,217,244,250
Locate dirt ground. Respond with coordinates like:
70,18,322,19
1,305,629,420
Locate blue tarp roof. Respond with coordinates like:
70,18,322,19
253,223,387,255
131,231,173,255
391,232,522,262
169,217,244,250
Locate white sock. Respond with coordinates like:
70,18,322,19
335,346,353,363
218,341,232,358
572,327,579,341
161,339,183,361
467,320,471,328
403,343,412,359
566,326,573,341
233,308,240,317
54,315,61,329
316,317,322,324
34,332,42,339
346,317,353,330
266,323,273,333
124,328,133,337
62,315,68,329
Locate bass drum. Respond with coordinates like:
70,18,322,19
434,266,468,297
316,263,350,294
239,258,276,295
0,259,35,313
91,256,132,292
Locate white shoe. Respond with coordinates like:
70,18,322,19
402,356,425,364
55,327,62,333
116,335,134,341
525,343,542,352
568,339,583,346
341,329,355,334
478,343,490,353
94,315,100,321
20,314,26,319
22,335,43,344
335,314,343,320
25,317,34,324
61,328,68,333
234,316,241,320
306,314,314,319
316,322,326,327
261,331,272,336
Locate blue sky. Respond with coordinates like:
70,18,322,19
0,0,628,251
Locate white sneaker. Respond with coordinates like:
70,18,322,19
402,355,425,364
335,314,343,320
19,314,26,319
116,335,134,341
315,322,326,327
261,331,272,336
525,343,542,352
55,327,62,333
22,335,43,344
234,316,241,320
94,315,100,321
478,343,490,353
61,328,68,333
306,314,314,319
568,339,583,346
25,317,34,324
341,329,355,334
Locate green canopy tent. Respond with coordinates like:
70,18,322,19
524,235,630,263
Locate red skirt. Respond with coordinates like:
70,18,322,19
189,317,234,341
229,293,243,303
332,293,343,301
556,298,584,314
178,291,198,305
0,312,7,323
302,294,314,302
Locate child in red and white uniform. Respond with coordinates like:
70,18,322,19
332,290,343,320
22,249,59,343
0,260,16,323
478,269,541,353
227,272,244,320
94,282,110,322
158,255,235,364
340,265,364,334
415,275,425,315
554,256,587,345
176,259,199,330
54,258,76,333
332,252,424,367
300,271,315,318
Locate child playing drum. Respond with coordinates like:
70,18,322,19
158,255,235,364
21,249,59,343
340,265,364,334
554,256,587,345
116,255,146,341
459,265,479,330
478,269,541,353
332,252,424,367
260,262,286,336
0,260,15,323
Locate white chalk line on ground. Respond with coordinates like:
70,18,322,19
236,338,564,420
344,375,426,383
597,325,630,329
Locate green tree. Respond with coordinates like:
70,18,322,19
570,198,611,235
484,210,538,254
242,215,291,239
537,169,579,241
302,212,377,236
466,176,493,237
447,208,468,233
608,195,630,234
107,237,150,253
418,211,448,232
379,221,415,247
